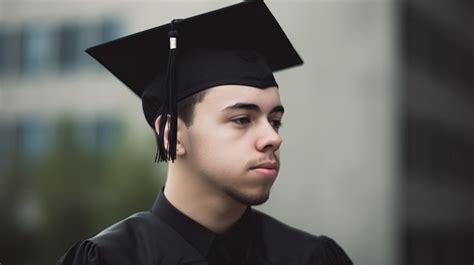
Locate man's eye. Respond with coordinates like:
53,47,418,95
270,120,283,129
232,117,251,125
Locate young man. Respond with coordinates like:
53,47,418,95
58,1,352,265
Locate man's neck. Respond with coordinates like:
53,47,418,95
164,167,248,234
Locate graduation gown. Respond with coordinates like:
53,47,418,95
57,192,352,265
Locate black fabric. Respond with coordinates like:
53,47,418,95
141,48,278,128
57,191,353,265
151,190,253,264
85,1,302,100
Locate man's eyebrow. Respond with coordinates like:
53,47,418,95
223,103,261,113
222,103,285,114
271,105,285,114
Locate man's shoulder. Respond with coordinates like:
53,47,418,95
58,211,163,265
91,211,166,248
88,211,173,264
59,211,200,265
252,209,353,264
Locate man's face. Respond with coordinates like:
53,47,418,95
180,85,283,206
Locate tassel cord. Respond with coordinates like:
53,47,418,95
156,24,179,162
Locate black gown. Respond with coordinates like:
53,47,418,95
57,191,353,265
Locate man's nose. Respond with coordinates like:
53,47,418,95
255,121,283,152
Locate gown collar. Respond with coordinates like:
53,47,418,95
151,188,255,260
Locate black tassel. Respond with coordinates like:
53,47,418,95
156,20,180,162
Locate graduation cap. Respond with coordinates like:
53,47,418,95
86,0,303,162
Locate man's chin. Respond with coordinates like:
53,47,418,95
225,188,271,206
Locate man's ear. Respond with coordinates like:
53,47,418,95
154,115,170,151
154,115,186,156
175,118,186,156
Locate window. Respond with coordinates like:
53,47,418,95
74,117,121,154
0,123,15,170
0,31,6,75
2,18,123,77
100,18,122,42
0,29,22,77
16,119,53,159
21,25,52,76
95,117,120,153
57,24,81,72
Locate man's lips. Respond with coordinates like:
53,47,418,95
250,161,279,177
251,162,278,170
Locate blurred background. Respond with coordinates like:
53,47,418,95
0,0,473,265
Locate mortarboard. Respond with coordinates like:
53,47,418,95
86,0,303,162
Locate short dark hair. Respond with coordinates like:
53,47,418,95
152,89,206,161
177,89,208,126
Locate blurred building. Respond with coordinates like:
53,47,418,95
0,1,472,265
0,0,128,167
